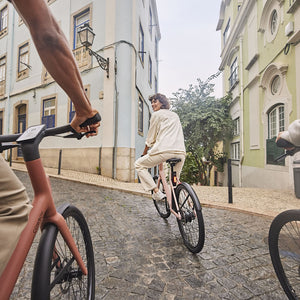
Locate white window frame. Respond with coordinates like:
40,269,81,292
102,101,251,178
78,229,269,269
229,57,238,89
231,142,240,160
138,96,144,135
139,22,145,64
148,55,152,87
233,117,240,136
223,19,230,45
0,5,8,32
268,105,284,139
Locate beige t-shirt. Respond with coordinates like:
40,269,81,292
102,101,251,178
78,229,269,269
146,109,186,155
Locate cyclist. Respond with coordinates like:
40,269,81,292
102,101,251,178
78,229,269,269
135,93,186,201
0,0,100,275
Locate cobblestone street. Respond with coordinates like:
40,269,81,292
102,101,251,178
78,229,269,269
11,171,287,299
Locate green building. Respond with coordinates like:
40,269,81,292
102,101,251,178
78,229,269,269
217,0,300,189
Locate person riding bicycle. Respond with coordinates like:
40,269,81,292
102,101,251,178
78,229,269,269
0,0,100,275
135,93,186,201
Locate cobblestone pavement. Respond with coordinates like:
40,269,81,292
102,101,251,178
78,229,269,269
11,171,287,299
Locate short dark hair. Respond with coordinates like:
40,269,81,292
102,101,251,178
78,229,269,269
148,93,170,109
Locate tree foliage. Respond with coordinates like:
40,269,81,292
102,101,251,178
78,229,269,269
171,79,233,185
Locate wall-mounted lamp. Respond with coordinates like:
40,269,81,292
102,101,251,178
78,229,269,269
78,23,109,78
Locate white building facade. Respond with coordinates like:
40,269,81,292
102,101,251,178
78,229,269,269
0,0,160,182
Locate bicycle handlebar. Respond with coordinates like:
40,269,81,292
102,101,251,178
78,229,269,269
275,137,300,161
0,113,101,161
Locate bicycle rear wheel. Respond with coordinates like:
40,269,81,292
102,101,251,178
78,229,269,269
175,183,205,253
269,210,300,300
31,204,95,300
152,176,171,219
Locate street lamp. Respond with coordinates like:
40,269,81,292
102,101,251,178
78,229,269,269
78,23,109,78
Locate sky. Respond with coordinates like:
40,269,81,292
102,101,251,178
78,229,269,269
156,0,223,99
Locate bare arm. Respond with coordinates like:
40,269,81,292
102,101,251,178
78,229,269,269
142,145,149,156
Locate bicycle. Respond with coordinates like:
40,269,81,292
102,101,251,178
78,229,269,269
0,113,100,300
269,138,300,299
152,158,205,253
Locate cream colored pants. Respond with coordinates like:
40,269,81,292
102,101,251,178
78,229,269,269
0,155,31,276
135,152,186,192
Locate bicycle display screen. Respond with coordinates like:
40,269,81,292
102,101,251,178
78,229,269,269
17,124,46,143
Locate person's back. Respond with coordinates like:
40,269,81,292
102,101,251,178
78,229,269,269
148,109,185,156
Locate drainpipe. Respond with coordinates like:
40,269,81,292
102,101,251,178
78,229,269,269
5,8,15,159
239,36,244,187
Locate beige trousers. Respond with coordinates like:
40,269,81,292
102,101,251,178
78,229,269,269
135,152,186,192
0,155,31,276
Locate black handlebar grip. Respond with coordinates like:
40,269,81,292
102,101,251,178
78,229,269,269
276,138,295,148
79,113,101,128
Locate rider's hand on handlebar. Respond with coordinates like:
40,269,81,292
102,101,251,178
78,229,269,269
276,132,295,150
70,110,100,138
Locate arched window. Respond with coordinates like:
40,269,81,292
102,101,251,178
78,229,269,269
268,104,284,139
266,104,285,165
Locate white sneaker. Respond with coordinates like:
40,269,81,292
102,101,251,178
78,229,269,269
152,190,166,201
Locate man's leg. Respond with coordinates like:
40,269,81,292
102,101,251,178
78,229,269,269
0,156,31,275
135,154,165,192
135,153,186,192
11,0,98,131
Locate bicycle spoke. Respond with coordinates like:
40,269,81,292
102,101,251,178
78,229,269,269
175,183,205,253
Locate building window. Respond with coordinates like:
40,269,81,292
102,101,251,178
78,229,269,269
73,8,90,50
149,6,153,37
268,105,284,139
233,117,240,136
155,36,158,61
139,22,145,64
266,105,285,165
270,9,278,35
138,96,144,134
0,55,6,96
231,142,240,160
0,5,8,35
223,19,230,45
0,110,3,135
148,55,152,86
271,75,281,95
17,42,29,80
42,97,56,128
229,57,238,89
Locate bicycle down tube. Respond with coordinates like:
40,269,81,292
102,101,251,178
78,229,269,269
0,125,88,299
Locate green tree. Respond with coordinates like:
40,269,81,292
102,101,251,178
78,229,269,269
171,78,233,185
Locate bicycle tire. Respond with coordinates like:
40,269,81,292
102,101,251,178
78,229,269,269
175,183,205,253
269,209,300,300
31,204,95,300
152,176,171,219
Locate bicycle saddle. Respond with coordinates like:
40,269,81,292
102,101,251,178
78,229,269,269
166,158,181,165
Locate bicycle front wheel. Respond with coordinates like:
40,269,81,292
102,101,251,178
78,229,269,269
152,176,171,219
31,204,95,300
269,210,300,300
175,183,205,253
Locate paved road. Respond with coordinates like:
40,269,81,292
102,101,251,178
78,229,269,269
11,171,287,299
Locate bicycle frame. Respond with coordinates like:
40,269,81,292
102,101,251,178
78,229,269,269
0,137,87,299
157,163,182,220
